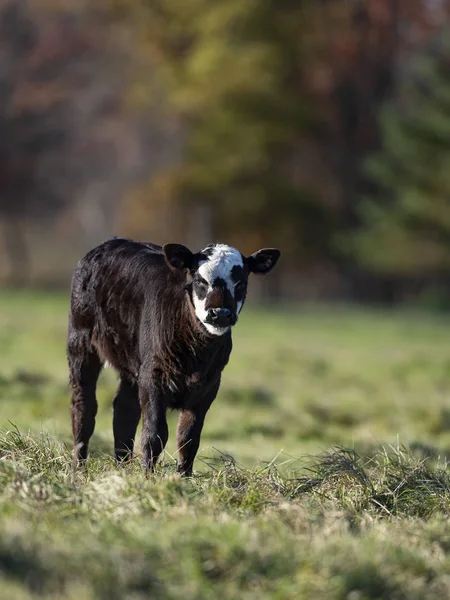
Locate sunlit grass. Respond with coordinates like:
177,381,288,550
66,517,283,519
2,290,450,598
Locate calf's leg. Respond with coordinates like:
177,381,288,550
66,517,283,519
140,384,168,473
176,390,217,477
113,377,141,462
69,346,102,464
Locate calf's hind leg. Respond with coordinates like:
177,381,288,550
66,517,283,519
68,340,102,463
113,377,141,462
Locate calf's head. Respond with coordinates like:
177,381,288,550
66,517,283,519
163,243,280,336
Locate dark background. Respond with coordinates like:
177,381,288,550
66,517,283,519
1,0,449,306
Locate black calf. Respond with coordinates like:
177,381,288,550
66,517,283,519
67,237,280,475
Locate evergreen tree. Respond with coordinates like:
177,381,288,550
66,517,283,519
352,30,450,276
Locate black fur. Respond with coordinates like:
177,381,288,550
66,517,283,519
67,237,280,476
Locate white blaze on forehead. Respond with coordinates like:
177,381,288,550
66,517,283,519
193,244,243,336
197,244,243,289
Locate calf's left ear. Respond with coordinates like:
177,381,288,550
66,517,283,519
247,248,280,274
163,243,194,270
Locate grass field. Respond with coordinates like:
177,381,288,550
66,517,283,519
2,290,450,598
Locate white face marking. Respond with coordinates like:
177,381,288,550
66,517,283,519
193,244,244,336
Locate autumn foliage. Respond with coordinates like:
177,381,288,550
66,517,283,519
0,0,449,300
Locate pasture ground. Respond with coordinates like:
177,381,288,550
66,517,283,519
1,290,450,598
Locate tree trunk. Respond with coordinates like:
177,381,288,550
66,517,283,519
186,202,215,250
1,216,30,287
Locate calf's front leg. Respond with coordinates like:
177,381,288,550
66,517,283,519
140,383,168,473
113,377,141,463
176,389,217,477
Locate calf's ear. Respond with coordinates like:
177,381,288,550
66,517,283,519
163,243,194,270
247,248,280,274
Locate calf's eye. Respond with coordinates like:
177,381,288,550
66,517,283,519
196,277,208,290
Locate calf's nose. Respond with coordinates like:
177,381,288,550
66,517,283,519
211,308,231,319
208,307,233,326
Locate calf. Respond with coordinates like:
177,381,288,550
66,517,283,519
67,237,280,475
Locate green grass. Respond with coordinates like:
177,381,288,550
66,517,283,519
2,290,450,598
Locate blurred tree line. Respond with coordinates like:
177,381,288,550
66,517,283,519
0,0,449,303
352,22,450,305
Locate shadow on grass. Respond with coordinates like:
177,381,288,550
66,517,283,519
0,542,49,595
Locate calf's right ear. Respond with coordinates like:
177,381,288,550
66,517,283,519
163,243,194,270
247,248,280,274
